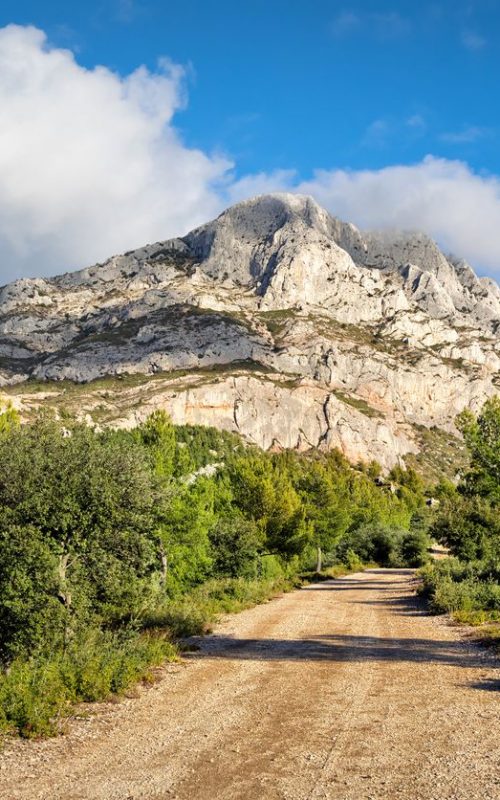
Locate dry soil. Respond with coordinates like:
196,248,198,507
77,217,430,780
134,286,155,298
1,569,499,800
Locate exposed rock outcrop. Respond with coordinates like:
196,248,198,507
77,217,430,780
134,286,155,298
1,193,498,468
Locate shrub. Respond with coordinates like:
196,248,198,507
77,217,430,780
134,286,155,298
0,629,176,738
0,657,71,738
419,558,500,616
399,529,431,567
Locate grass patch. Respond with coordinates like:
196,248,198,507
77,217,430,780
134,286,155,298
418,558,500,653
332,390,382,419
143,573,297,638
257,309,300,338
451,611,500,652
0,629,176,739
471,624,500,650
405,424,468,483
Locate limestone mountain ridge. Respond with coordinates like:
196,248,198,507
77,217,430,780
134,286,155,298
1,193,499,470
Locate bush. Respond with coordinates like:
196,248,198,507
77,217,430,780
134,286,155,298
344,549,365,572
0,657,71,738
143,574,294,639
419,558,500,616
337,523,430,568
0,409,428,739
0,629,176,738
399,529,431,567
0,525,69,661
209,516,262,578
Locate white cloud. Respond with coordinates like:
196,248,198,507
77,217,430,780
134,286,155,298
440,125,489,144
406,114,427,131
0,25,232,283
226,170,298,205
360,115,428,149
461,30,486,50
1,25,500,284
331,11,360,36
331,10,410,38
228,157,500,275
362,118,390,146
294,156,500,275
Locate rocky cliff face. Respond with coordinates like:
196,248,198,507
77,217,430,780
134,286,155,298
1,193,498,469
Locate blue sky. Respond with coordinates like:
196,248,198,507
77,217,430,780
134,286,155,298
0,1,499,280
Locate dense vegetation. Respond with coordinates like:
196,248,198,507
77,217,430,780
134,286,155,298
0,406,431,737
420,397,500,645
2,396,495,740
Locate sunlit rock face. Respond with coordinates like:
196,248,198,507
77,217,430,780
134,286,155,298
1,193,498,469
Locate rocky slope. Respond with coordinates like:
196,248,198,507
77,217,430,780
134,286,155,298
1,193,498,469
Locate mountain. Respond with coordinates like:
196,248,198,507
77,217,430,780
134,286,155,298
1,193,498,471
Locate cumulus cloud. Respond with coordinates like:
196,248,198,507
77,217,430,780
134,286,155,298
295,157,500,275
229,157,500,275
0,25,231,282
1,25,500,284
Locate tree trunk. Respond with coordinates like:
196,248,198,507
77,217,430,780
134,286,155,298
57,551,73,648
159,542,168,586
316,545,322,574
57,552,72,609
257,555,263,578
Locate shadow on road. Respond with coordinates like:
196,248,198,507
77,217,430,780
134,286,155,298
185,631,490,669
469,679,500,691
183,569,497,692
353,595,426,617
303,569,417,593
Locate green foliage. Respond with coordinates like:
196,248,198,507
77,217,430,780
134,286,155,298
344,549,365,572
399,529,432,568
423,398,500,635
136,409,176,479
0,409,429,738
296,461,349,569
0,525,68,660
431,397,500,561
0,656,71,738
158,478,216,594
337,522,430,568
457,397,500,500
144,572,294,638
0,629,176,738
209,516,262,577
0,417,163,660
431,495,499,561
420,558,500,614
0,401,20,434
228,453,310,558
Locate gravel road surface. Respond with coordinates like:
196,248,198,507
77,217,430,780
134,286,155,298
1,569,498,800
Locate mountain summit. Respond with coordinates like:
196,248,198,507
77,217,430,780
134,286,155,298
1,194,499,470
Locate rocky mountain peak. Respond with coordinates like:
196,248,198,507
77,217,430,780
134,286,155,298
182,193,336,288
0,194,498,471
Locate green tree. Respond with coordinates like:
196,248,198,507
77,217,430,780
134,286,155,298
0,416,162,656
157,478,215,593
229,454,309,559
457,397,500,501
431,398,500,559
209,516,262,577
297,462,349,572
137,410,176,480
0,401,20,434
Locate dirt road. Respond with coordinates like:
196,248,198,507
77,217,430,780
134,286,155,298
1,569,499,800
